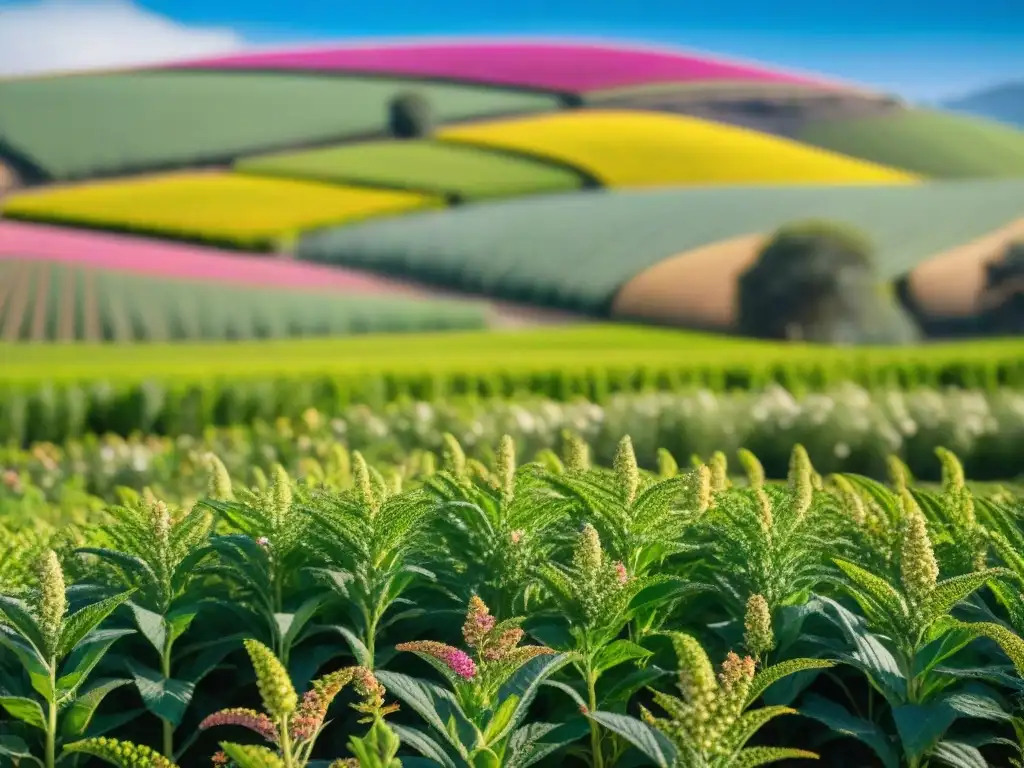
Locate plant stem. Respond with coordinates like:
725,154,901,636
586,663,604,768
161,638,174,759
280,716,295,768
45,666,57,768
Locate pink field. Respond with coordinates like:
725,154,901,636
169,40,836,93
0,221,420,295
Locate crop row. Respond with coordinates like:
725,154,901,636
2,436,1024,767
0,259,490,342
2,326,1024,444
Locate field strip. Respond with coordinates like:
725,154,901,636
56,263,76,341
81,268,101,341
28,261,51,341
1,261,30,341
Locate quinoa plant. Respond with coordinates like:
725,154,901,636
75,495,214,760
590,632,831,768
199,639,395,768
0,550,135,768
302,451,439,669
806,489,1024,768
378,596,577,767
425,434,572,618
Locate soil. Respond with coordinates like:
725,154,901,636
610,233,767,328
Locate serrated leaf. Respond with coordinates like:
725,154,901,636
56,628,134,699
0,695,46,730
587,711,677,768
746,658,835,707
128,602,166,656
833,559,909,625
0,596,46,655
330,624,372,668
388,723,458,768
892,701,960,762
0,625,52,701
59,590,135,659
375,670,472,755
950,620,1024,676
492,653,574,745
925,570,1014,625
278,592,329,655
931,740,987,768
593,640,652,675
127,660,196,727
732,747,820,767
600,665,670,710
220,742,286,768
508,718,591,768
799,693,898,768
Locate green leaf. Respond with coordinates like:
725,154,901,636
833,559,909,625
799,693,899,768
277,592,330,654
56,628,135,700
593,640,652,675
942,689,1013,722
0,595,46,655
374,670,473,755
731,747,820,767
0,734,40,765
127,661,196,727
627,578,710,615
166,606,199,646
471,749,501,768
61,678,130,740
75,549,157,588
599,665,670,710
128,602,166,657
388,723,459,768
483,695,520,746
586,711,677,768
931,740,987,768
331,624,372,668
746,658,835,707
0,625,53,701
0,695,46,730
507,719,591,768
492,653,574,745
58,590,135,659
950,620,1024,676
892,701,960,763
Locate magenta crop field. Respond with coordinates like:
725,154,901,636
0,221,421,295
169,40,828,93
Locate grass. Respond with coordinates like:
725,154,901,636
235,140,586,201
797,108,1024,178
1,174,441,250
0,259,492,342
439,109,918,186
296,180,1024,314
0,71,562,181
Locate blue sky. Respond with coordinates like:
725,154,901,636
1,0,1021,101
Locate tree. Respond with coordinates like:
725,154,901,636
387,92,435,139
736,220,920,345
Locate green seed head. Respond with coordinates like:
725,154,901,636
35,548,65,658
244,639,297,719
352,452,379,515
743,593,775,657
657,448,678,478
671,633,718,703
205,453,233,501
495,434,516,499
270,464,292,520
441,433,466,477
614,436,640,506
573,524,604,577
788,444,813,518
562,430,591,473
737,449,765,489
695,464,712,514
709,452,729,491
900,492,939,607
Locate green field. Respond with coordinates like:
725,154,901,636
0,72,561,181
0,259,492,342
797,109,1024,177
236,139,587,201
297,179,1024,313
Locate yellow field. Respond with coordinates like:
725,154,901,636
0,174,440,249
439,110,919,187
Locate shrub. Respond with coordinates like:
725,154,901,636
387,92,435,139
737,220,921,345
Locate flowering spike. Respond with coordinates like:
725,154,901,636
831,475,867,526
562,430,590,473
743,594,775,658
35,548,65,658
495,435,516,499
270,464,292,522
737,449,765,489
670,633,718,702
709,452,729,491
199,708,278,743
900,492,939,608
441,433,466,477
756,488,774,532
63,737,179,768
291,667,357,740
573,524,604,577
352,452,380,515
243,639,298,719
614,436,640,506
936,447,965,493
395,641,477,680
463,595,496,649
887,455,909,493
695,464,712,513
788,444,813,518
330,443,352,484
657,448,678,478
205,453,233,501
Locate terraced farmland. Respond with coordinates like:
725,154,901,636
297,179,1024,327
0,71,562,181
1,174,441,250
796,109,1024,178
236,140,587,201
0,258,492,342
439,110,917,186
171,40,830,93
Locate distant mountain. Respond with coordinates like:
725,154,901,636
943,81,1024,128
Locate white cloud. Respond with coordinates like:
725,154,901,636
0,0,245,76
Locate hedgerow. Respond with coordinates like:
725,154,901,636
3,434,1024,767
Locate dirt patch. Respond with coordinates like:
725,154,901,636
610,233,766,329
587,82,904,139
906,218,1024,318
